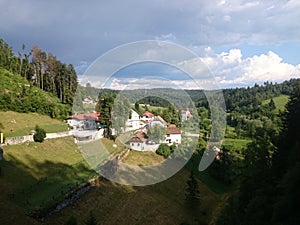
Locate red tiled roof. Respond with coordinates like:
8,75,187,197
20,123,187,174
142,111,154,118
69,113,100,121
135,132,148,142
167,125,181,134
129,132,148,143
129,136,144,143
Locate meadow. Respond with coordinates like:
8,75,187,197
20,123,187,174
0,111,69,137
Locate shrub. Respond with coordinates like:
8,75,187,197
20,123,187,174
156,143,171,158
33,125,46,142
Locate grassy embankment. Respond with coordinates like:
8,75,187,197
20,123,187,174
0,111,69,138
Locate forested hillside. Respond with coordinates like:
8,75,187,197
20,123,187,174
215,80,300,225
0,38,79,118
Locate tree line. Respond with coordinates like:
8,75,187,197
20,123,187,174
0,38,77,106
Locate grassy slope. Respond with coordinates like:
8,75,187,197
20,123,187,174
222,138,251,153
0,137,225,225
44,168,223,225
0,137,96,225
0,68,63,105
262,94,290,113
0,111,68,137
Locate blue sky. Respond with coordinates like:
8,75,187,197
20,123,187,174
1,0,300,89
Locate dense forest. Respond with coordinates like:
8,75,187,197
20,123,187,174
214,80,300,225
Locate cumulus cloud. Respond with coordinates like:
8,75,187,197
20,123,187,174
200,48,300,87
79,46,300,90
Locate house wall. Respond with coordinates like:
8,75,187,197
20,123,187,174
165,133,181,144
125,110,142,131
130,142,145,151
67,119,84,130
129,142,159,151
141,116,154,122
151,120,166,127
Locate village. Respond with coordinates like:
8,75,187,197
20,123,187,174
66,106,193,152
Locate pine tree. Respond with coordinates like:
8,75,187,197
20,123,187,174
185,172,200,215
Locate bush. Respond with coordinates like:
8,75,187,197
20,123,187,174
33,125,46,142
156,143,171,158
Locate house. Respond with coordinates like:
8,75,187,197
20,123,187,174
82,96,96,105
165,124,182,145
151,115,167,127
128,132,148,151
67,113,100,130
125,109,142,131
181,109,193,121
141,111,155,122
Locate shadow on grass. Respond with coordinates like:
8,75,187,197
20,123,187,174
185,152,234,194
0,153,96,220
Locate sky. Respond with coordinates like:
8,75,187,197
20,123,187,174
1,0,300,89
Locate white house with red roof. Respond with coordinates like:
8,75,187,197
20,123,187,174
141,111,155,122
128,131,148,151
165,124,182,145
67,113,100,130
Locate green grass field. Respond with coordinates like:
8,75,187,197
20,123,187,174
0,111,69,137
222,138,251,153
0,136,227,225
262,94,290,113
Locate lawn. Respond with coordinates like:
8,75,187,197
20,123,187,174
0,111,69,137
121,150,164,166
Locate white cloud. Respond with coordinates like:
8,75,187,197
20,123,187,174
199,48,300,87
81,47,300,90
